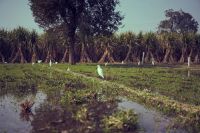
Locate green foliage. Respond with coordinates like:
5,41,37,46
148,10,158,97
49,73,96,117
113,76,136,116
1,27,200,64
61,90,74,105
119,32,136,46
55,64,200,105
12,27,30,43
74,107,88,122
158,9,199,33
102,110,138,132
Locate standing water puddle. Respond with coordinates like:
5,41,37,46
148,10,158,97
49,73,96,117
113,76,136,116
0,88,120,132
118,98,186,133
0,87,189,133
0,91,47,133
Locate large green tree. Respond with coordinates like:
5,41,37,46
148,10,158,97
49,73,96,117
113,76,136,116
158,9,199,34
29,0,123,64
119,32,136,62
10,27,30,63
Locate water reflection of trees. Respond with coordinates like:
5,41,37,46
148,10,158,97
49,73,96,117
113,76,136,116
31,99,118,133
0,80,37,123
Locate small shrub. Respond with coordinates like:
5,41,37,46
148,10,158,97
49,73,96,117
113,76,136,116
102,109,138,132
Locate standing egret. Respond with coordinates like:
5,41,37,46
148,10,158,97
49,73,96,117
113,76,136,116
121,61,124,64
97,65,104,79
151,58,155,66
49,60,52,67
152,60,155,66
37,60,42,63
67,67,70,71
137,61,141,66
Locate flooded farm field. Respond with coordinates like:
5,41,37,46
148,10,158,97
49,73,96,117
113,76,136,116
0,64,199,133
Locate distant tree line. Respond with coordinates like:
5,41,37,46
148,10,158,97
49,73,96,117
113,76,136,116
0,8,199,64
0,27,200,64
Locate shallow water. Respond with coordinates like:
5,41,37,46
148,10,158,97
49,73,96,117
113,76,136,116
0,80,195,133
0,86,119,132
0,91,46,133
118,98,187,133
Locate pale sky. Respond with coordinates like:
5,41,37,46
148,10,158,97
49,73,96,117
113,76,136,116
118,0,200,33
0,0,200,34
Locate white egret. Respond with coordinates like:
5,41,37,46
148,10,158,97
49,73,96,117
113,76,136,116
55,62,58,64
32,62,35,65
152,60,155,66
97,65,104,79
49,60,52,67
67,67,70,71
151,58,155,66
37,60,42,63
137,61,141,66
121,61,124,64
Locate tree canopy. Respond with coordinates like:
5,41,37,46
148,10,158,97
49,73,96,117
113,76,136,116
158,9,199,34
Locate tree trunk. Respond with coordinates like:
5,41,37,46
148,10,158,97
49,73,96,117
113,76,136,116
107,49,115,63
52,49,56,62
194,54,199,64
0,52,5,63
45,50,51,63
145,49,150,63
9,48,16,62
11,44,26,63
169,51,175,64
132,52,138,62
80,43,92,63
19,46,26,63
162,48,170,63
150,52,155,62
189,49,193,58
67,23,76,65
98,48,108,63
124,45,132,62
69,44,75,65
98,47,115,63
31,51,37,63
31,46,37,63
155,51,161,63
61,48,68,63
179,48,186,63
11,50,20,63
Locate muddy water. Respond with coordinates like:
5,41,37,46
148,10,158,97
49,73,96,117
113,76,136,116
118,98,187,133
0,89,187,133
0,91,46,133
0,88,118,133
0,81,190,133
